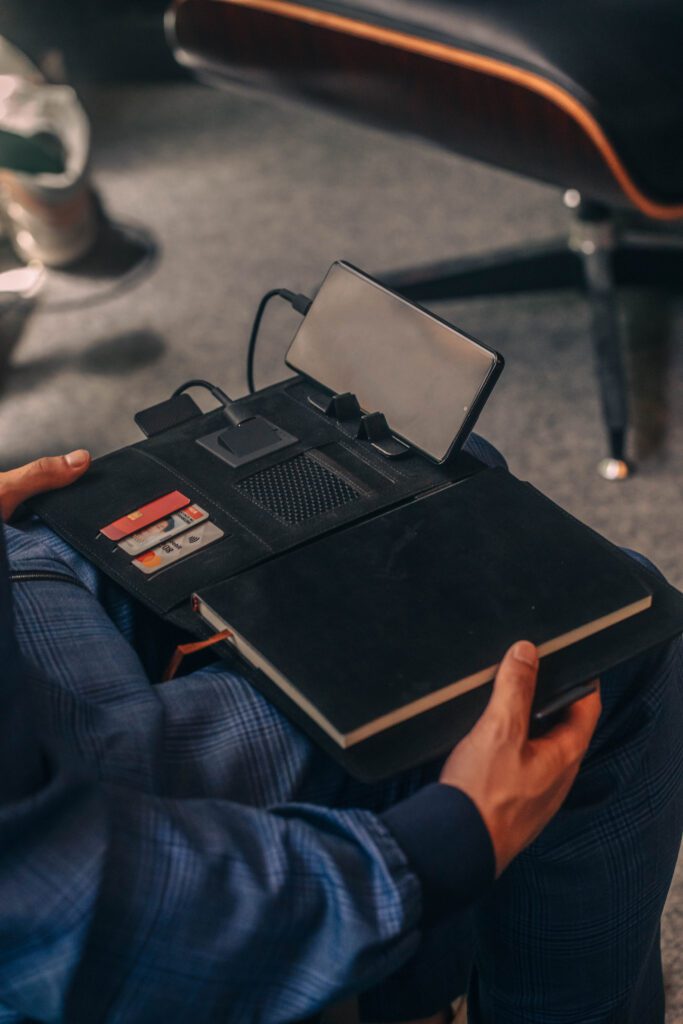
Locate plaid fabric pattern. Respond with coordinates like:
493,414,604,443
3,548,424,1023
2,434,681,1022
362,630,683,1024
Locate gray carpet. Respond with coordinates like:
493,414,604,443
1,81,682,1019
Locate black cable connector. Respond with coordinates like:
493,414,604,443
172,379,249,426
246,288,312,394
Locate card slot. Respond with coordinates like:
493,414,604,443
133,534,233,586
84,522,261,615
91,450,191,527
92,480,266,614
97,488,181,533
132,447,268,547
31,445,269,616
115,532,270,615
30,447,189,547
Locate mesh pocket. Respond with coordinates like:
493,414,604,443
237,454,360,524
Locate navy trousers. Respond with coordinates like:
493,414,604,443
362,626,682,1023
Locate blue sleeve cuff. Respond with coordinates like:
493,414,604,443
381,783,495,924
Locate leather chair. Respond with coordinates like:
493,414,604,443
167,0,683,478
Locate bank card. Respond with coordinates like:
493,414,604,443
118,504,209,555
132,520,224,574
101,491,189,541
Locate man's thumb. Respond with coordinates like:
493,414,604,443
15,450,90,502
488,640,539,728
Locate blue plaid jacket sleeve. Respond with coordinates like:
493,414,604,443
69,785,422,1022
0,688,421,1022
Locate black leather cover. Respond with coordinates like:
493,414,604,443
30,376,481,618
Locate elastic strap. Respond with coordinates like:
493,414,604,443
162,629,233,682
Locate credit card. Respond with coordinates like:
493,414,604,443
101,491,190,541
132,520,225,574
118,504,209,555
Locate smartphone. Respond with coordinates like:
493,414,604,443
285,261,503,463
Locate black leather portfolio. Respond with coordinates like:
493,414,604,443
30,375,683,780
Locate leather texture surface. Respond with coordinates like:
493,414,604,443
288,0,683,201
174,0,683,206
29,377,482,618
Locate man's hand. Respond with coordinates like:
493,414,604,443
0,450,91,522
441,640,601,877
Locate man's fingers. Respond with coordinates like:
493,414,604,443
4,451,90,518
487,641,539,732
19,451,90,496
535,682,602,765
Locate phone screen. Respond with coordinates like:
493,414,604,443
286,262,502,462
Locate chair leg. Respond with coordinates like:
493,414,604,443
380,197,683,478
572,204,631,478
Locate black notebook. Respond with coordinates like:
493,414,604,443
195,468,652,749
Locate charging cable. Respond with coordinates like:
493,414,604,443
246,288,312,393
171,379,250,426
172,285,312,419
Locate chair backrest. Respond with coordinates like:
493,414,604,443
167,0,683,222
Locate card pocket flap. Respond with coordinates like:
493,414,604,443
29,447,268,615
